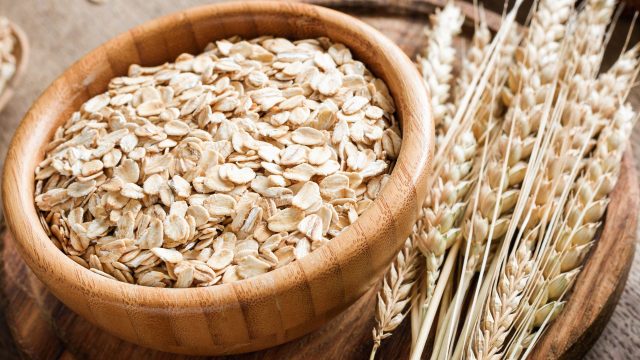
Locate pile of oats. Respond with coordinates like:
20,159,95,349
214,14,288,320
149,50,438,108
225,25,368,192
0,17,16,96
34,36,401,288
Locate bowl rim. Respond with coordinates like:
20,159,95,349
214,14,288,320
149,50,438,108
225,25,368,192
2,1,433,307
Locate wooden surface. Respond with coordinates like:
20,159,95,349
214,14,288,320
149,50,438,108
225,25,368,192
0,0,638,359
1,1,434,356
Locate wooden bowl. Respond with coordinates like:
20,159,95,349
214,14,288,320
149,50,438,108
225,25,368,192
0,1,433,356
0,20,29,113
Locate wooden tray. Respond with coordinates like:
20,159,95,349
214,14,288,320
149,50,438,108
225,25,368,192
0,1,637,359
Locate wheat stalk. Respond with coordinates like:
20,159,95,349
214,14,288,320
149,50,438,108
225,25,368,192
380,2,638,359
374,2,637,358
564,0,616,83
470,243,533,360
455,6,491,106
589,44,640,120
418,132,478,295
410,126,477,338
472,30,521,144
408,4,527,358
462,0,574,274
457,0,574,313
465,2,619,356
511,103,636,359
370,5,466,354
475,43,639,359
524,43,639,321
421,2,577,358
417,1,464,142
510,47,640,353
465,103,581,359
370,238,420,359
409,35,515,350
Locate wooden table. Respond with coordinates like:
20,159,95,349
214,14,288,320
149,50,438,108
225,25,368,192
0,1,638,359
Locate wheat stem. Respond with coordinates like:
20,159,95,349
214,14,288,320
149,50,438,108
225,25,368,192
409,239,461,360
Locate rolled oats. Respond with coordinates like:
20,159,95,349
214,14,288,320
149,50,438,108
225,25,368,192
34,36,400,288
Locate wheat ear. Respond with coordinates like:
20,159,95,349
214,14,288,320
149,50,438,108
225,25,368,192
418,116,479,294
370,238,420,359
455,6,491,106
525,44,640,327
472,30,520,144
565,0,616,82
425,1,575,358
470,242,533,360
466,101,583,360
494,46,640,358
410,7,498,343
369,4,465,354
467,2,618,356
455,0,574,310
513,104,637,358
408,4,526,358
411,127,477,326
417,1,464,142
463,0,574,274
589,44,640,120
512,46,640,352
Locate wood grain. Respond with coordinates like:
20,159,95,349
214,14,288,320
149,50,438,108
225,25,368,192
0,0,638,359
0,1,433,356
0,231,399,360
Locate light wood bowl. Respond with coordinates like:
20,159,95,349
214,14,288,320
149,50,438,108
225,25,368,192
0,20,29,113
0,1,433,356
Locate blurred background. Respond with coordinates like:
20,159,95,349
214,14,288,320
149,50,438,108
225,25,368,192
0,1,637,359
